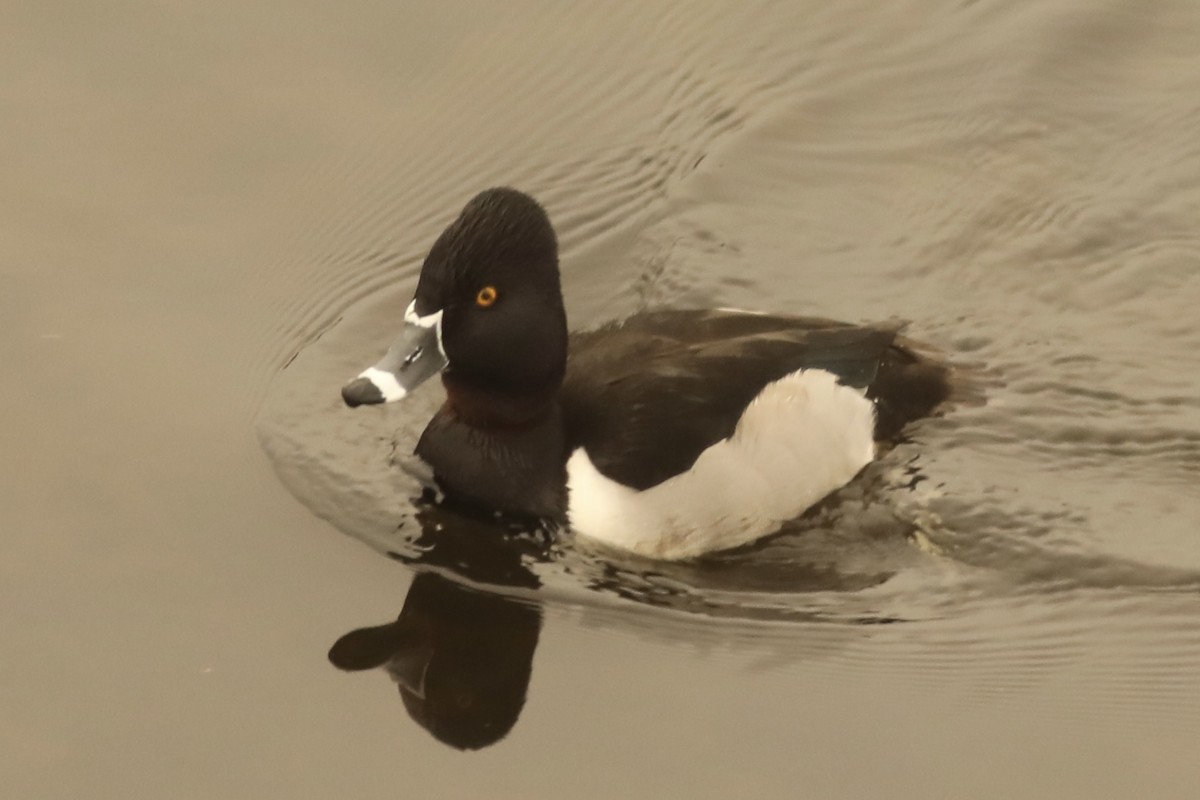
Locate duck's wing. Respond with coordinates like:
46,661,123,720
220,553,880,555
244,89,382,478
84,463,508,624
561,309,949,491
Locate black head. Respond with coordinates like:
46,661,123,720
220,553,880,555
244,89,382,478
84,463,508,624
416,188,568,395
341,188,569,416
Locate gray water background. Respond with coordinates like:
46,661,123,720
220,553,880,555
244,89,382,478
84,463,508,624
5,2,1200,797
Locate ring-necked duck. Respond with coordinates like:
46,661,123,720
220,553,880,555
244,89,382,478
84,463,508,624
342,188,954,560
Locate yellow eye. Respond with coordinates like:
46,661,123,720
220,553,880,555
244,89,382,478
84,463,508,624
475,286,498,307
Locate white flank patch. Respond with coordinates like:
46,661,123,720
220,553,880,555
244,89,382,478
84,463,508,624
357,367,407,402
566,369,876,560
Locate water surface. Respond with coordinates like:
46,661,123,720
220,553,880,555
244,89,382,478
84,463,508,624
6,1,1200,798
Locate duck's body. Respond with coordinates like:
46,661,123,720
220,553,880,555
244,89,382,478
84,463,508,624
342,189,954,560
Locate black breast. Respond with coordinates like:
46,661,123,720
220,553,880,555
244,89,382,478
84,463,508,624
415,404,569,519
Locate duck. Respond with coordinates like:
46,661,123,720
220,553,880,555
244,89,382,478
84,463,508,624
341,187,955,560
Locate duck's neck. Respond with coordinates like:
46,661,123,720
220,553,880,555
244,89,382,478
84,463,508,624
414,377,568,519
439,372,560,431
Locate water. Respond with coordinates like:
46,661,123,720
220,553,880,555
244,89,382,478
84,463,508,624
5,1,1200,797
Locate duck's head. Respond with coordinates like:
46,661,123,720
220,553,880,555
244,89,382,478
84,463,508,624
342,188,568,414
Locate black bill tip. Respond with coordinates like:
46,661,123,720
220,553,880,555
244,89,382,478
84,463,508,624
341,377,385,408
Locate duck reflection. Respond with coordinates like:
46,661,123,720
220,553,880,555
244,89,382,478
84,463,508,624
329,504,545,750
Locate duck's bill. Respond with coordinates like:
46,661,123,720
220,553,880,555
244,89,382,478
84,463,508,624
341,308,446,408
